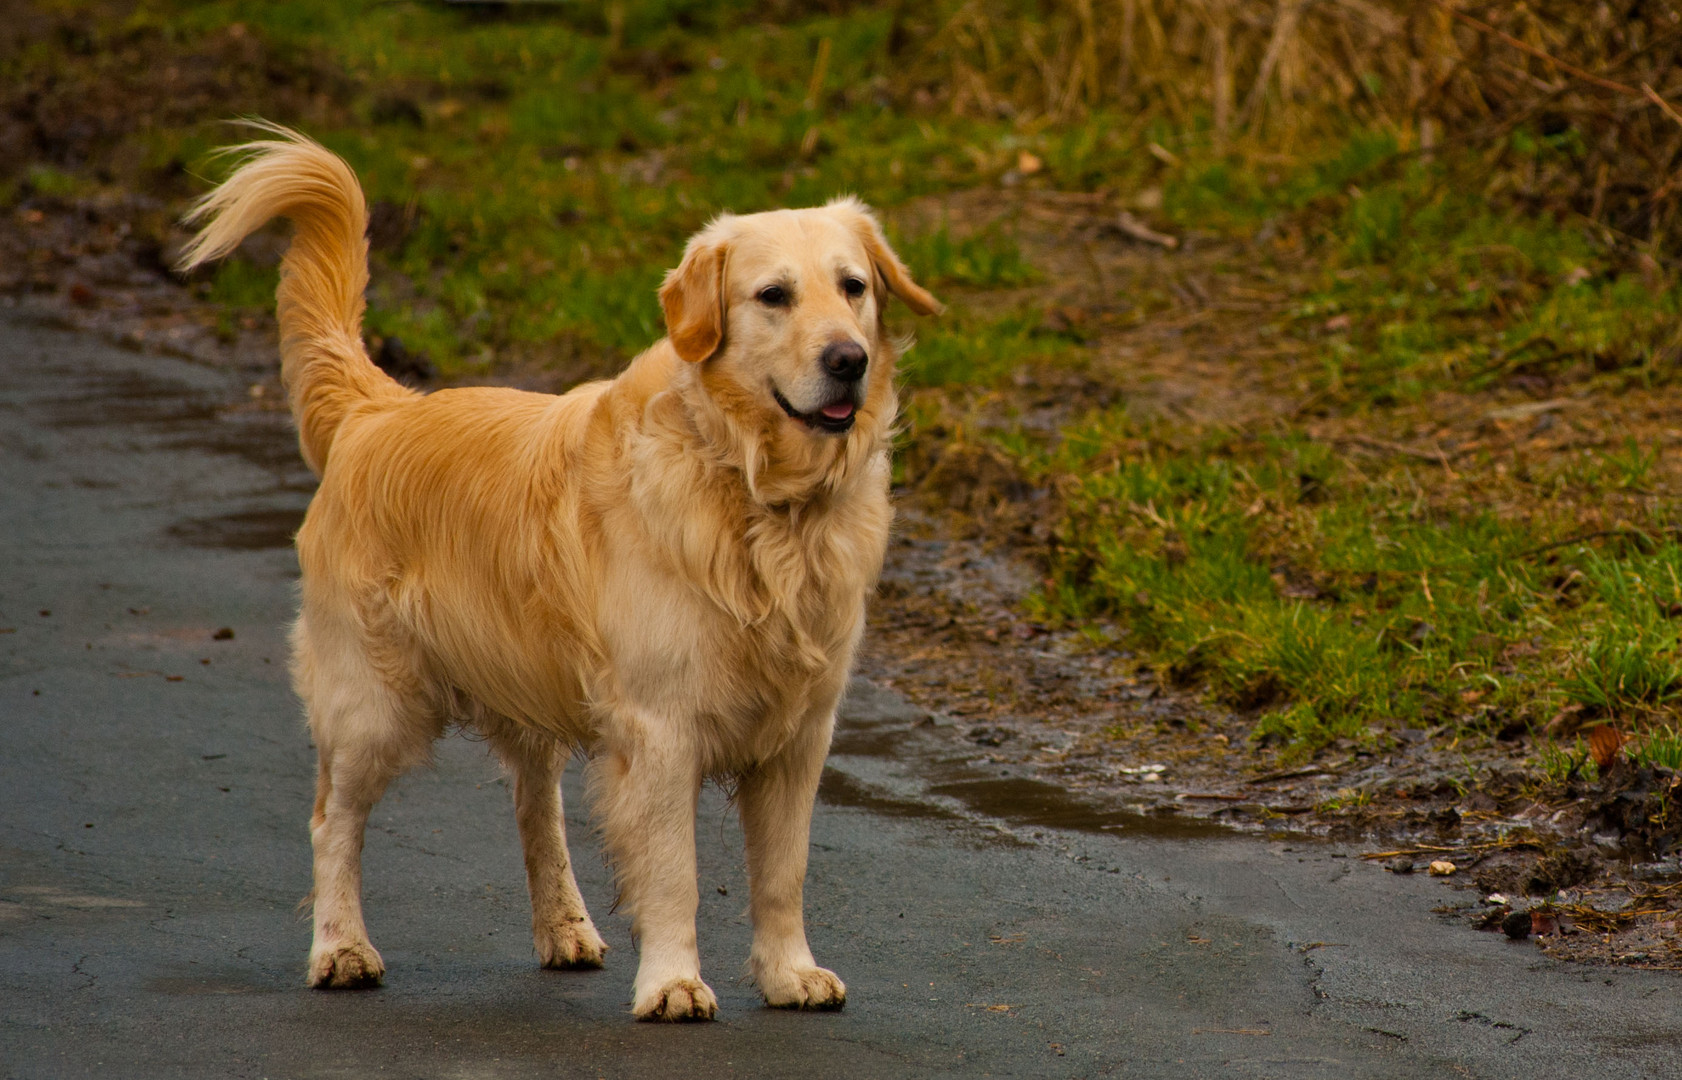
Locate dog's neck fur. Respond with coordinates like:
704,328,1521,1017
607,340,894,674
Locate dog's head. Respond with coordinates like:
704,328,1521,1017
658,197,940,501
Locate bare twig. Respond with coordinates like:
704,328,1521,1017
1334,434,1464,466
1362,837,1541,861
1510,528,1682,561
1247,764,1337,784
1113,211,1180,249
1643,83,1682,130
1436,2,1642,99
1240,0,1308,130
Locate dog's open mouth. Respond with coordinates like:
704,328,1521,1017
773,386,857,434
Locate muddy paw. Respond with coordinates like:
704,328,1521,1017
536,916,607,969
633,977,718,1022
760,965,846,1011
307,942,385,989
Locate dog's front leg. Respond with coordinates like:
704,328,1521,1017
594,729,715,1021
738,718,846,1010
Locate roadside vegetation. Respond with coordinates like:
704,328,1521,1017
6,0,1682,784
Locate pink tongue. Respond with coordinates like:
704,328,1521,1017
820,401,855,420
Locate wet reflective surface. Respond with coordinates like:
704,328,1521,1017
167,507,304,551
5,313,1680,1080
826,678,1230,842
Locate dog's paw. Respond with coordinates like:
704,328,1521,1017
307,942,385,989
759,965,846,1011
536,916,607,969
633,977,718,1022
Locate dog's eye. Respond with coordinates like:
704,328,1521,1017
842,277,866,299
757,285,788,307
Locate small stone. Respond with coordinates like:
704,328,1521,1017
1427,860,1457,876
213,627,235,640
1386,857,1415,874
1485,893,1508,906
1502,911,1532,939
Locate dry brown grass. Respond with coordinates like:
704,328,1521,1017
897,1,1682,248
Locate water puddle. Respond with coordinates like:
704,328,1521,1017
167,507,305,550
33,350,313,548
43,366,220,431
824,678,1231,842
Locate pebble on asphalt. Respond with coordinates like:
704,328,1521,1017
1502,910,1532,939
1427,860,1457,876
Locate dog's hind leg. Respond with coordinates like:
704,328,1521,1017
590,722,716,1021
738,713,846,1010
295,610,439,989
485,724,606,969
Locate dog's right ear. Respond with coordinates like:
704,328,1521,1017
659,234,730,363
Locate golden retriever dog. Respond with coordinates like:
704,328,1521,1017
177,123,938,1021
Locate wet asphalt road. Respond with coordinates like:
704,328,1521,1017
2,311,1680,1079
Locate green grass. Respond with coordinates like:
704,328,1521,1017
901,309,1081,388
1030,415,1682,753
1285,148,1679,409
205,258,279,311
127,0,1054,372
1630,725,1682,772
891,224,1040,289
1535,736,1599,786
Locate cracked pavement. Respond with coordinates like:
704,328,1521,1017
2,311,1680,1078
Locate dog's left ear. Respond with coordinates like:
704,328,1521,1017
660,231,730,363
828,196,943,317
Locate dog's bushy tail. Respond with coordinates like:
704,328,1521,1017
177,121,409,475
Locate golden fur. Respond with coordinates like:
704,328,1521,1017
178,123,939,1021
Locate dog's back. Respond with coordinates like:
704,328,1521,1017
299,381,612,733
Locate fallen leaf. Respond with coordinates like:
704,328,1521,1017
1016,151,1042,174
1585,725,1630,770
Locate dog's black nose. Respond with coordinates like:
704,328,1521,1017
820,340,868,381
